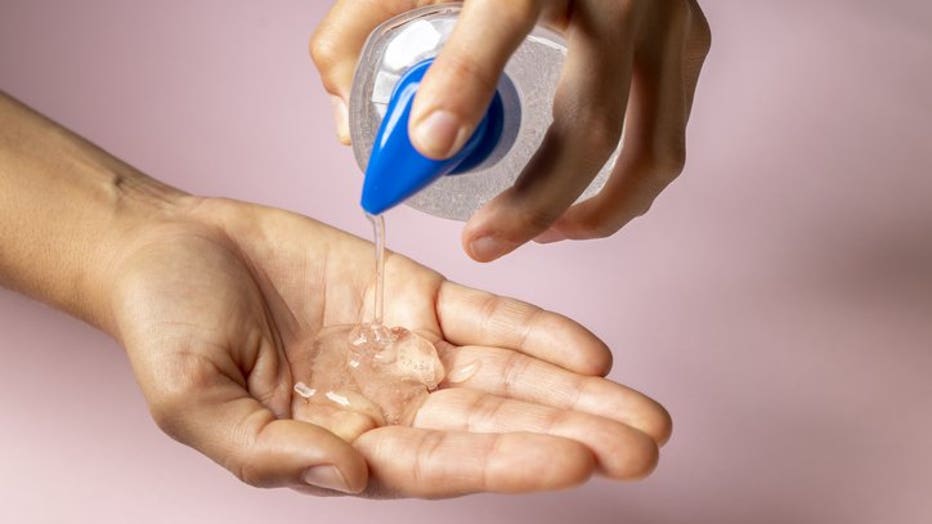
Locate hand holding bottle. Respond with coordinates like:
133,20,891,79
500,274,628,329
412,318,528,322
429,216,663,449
312,0,711,261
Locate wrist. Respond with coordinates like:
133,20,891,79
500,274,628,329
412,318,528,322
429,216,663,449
0,93,200,338
83,169,200,336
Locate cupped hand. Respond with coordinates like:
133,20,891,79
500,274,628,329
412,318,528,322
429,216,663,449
107,197,670,498
311,0,711,261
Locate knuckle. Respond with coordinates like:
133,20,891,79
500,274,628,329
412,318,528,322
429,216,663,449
665,142,688,175
694,23,712,57
647,137,687,185
552,108,622,158
309,31,340,74
626,194,656,221
572,211,622,239
514,204,562,237
688,3,713,56
633,202,654,220
586,115,625,156
589,221,623,239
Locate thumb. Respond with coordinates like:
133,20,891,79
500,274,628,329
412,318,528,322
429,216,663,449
150,376,368,493
409,1,542,159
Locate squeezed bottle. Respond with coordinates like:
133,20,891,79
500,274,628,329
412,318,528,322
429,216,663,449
350,3,620,219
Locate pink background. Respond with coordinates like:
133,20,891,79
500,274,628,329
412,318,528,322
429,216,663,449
2,1,931,522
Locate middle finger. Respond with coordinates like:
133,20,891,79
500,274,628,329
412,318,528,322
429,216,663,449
461,1,634,261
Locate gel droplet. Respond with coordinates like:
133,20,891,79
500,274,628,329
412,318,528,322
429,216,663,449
294,382,316,399
445,360,482,384
293,324,445,430
291,214,445,437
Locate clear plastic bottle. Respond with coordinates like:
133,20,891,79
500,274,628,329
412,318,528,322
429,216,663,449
349,3,619,221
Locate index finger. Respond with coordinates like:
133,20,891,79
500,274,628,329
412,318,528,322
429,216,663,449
436,281,613,376
409,0,543,159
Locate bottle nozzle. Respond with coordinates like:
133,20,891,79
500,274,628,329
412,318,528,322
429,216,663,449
360,58,504,215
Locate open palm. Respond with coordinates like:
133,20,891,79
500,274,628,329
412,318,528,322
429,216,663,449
108,197,670,498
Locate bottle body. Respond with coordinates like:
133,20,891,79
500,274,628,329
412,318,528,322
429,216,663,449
350,4,618,220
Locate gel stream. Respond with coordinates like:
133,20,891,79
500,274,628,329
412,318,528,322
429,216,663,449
293,215,445,437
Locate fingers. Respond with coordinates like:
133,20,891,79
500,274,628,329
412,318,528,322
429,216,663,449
546,1,712,240
437,343,672,445
310,0,417,143
354,426,594,498
147,356,368,494
436,281,613,376
409,0,542,159
461,3,634,261
415,389,659,479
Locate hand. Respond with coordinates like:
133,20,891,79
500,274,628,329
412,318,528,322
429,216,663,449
311,0,711,261
107,197,671,498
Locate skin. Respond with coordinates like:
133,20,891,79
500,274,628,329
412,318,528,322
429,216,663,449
313,0,711,262
1,92,670,498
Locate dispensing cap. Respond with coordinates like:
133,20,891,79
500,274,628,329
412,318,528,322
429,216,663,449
361,58,505,215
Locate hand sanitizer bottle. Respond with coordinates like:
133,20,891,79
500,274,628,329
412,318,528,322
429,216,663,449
350,3,619,219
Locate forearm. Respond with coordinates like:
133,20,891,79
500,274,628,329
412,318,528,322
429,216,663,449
0,92,189,332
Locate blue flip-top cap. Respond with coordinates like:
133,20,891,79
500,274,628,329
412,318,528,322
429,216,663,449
361,58,505,215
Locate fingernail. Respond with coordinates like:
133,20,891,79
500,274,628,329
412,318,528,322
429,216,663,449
330,96,350,144
303,465,352,493
468,236,513,261
534,229,567,244
412,110,466,159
